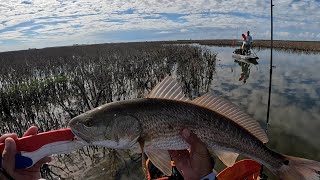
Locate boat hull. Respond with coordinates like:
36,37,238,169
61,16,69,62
232,53,258,60
234,58,259,65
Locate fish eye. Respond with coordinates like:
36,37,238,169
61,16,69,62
84,121,92,127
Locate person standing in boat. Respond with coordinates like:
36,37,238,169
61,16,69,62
241,31,253,55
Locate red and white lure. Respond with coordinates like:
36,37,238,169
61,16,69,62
0,128,84,169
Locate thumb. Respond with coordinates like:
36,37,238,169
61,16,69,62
2,137,16,175
181,129,205,150
181,129,211,163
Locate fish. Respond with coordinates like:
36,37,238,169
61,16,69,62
68,76,320,180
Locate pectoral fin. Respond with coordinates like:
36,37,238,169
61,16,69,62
145,149,172,176
138,139,147,177
209,149,239,167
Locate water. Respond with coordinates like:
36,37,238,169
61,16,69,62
207,46,320,161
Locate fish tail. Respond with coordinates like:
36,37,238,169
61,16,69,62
275,155,320,180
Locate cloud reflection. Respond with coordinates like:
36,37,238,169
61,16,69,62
208,46,320,160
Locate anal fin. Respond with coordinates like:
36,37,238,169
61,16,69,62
145,149,172,176
209,149,239,167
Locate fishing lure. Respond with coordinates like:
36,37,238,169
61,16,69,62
0,128,84,169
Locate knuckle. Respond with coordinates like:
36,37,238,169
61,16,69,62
2,151,12,163
2,151,8,160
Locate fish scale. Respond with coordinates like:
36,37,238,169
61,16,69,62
103,98,283,170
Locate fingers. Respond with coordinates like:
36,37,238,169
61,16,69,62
23,126,38,137
0,133,18,143
2,138,16,176
0,126,38,142
168,150,189,162
181,129,213,177
168,150,192,175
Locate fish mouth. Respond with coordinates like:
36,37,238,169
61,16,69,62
70,128,91,144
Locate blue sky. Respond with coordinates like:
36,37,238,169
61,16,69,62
0,0,319,52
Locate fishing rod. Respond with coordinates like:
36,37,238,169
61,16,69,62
266,0,274,143
251,48,259,59
260,0,274,179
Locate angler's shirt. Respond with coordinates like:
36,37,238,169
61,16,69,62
247,35,253,43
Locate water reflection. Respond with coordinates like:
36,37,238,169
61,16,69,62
233,58,259,84
210,46,320,161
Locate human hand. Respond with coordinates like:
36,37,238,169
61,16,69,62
0,126,51,180
168,129,216,180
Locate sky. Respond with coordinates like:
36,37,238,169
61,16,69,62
0,0,319,52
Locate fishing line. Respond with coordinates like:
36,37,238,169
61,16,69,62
260,1,274,179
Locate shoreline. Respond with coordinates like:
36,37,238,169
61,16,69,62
163,39,320,53
1,40,320,54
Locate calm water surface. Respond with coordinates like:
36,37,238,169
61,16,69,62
206,46,320,162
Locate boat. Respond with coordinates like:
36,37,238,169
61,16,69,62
234,57,259,65
232,48,259,60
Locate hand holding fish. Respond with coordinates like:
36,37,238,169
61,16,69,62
169,129,216,180
0,126,51,180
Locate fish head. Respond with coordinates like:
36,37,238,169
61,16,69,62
68,104,142,149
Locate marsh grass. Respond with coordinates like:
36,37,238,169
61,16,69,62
0,42,217,179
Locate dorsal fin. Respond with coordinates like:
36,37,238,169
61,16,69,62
147,76,189,101
192,93,268,143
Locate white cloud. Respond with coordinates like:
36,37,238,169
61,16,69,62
0,0,320,51
297,32,319,40
0,31,28,40
276,31,290,38
180,29,189,33
157,31,172,34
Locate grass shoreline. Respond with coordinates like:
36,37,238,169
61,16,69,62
163,39,320,53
